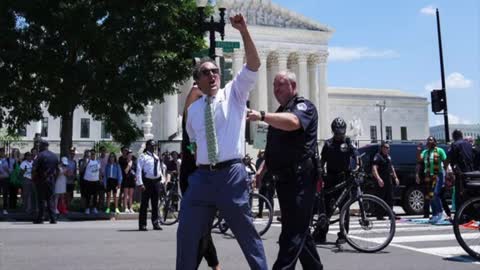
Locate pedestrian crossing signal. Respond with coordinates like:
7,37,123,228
431,89,446,114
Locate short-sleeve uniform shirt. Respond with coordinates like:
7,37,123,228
265,95,318,173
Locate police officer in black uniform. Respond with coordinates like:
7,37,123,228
372,141,399,219
136,139,163,231
248,70,323,270
32,140,59,224
313,117,359,245
448,129,475,209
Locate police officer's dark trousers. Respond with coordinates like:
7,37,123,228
139,178,161,227
176,162,267,270
273,159,323,270
34,178,55,222
376,175,393,217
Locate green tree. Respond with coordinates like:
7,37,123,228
0,0,204,156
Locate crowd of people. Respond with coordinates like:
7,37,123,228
0,143,183,220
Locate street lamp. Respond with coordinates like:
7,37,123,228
196,0,227,60
375,100,387,142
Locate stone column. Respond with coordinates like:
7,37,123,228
159,93,179,140
317,51,329,140
308,55,319,111
298,53,309,99
267,57,277,112
278,51,288,72
178,77,194,115
257,50,269,111
232,48,244,78
249,50,269,142
268,51,289,111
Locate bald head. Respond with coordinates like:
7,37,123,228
273,70,297,106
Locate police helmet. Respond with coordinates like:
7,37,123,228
331,117,347,134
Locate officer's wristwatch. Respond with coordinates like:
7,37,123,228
260,110,266,121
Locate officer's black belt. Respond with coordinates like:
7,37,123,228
198,159,242,171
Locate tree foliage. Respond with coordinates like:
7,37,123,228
0,0,205,150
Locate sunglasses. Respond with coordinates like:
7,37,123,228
200,68,219,76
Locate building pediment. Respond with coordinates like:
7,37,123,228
221,0,333,32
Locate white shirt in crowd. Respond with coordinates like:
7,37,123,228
83,159,101,181
186,65,257,165
136,151,166,186
20,160,33,180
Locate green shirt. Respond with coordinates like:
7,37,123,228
421,147,447,175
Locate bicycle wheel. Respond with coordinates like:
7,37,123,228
250,193,273,236
453,196,480,260
339,194,395,252
159,193,182,225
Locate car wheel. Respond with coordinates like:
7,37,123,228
403,186,424,215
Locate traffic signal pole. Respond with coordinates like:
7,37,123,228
436,8,450,142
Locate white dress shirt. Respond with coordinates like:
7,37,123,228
186,64,257,165
136,151,166,186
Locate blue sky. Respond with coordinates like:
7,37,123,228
274,0,479,127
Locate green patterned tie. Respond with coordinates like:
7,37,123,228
205,96,218,164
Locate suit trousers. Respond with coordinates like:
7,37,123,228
139,178,161,227
176,163,267,270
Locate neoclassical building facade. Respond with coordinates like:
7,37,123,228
160,0,333,141
18,0,429,151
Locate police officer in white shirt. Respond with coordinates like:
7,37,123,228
177,14,267,270
136,139,164,231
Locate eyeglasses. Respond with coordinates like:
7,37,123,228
383,146,390,149
200,68,219,76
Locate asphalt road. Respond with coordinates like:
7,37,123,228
0,213,478,270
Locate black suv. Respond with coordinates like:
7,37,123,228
358,142,448,215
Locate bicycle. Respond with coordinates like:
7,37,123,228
312,169,396,252
452,171,480,260
158,173,182,225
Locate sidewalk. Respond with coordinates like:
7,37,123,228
0,210,142,222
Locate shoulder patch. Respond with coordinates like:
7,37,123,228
296,103,307,111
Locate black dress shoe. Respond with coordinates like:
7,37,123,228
33,220,44,224
50,219,57,224
139,225,148,231
153,223,163,231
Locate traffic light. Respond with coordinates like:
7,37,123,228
431,89,446,114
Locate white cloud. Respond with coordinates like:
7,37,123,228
328,47,400,62
424,72,473,91
434,114,472,125
420,5,436,16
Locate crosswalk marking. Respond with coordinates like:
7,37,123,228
319,215,480,264
417,246,480,257
330,225,451,234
